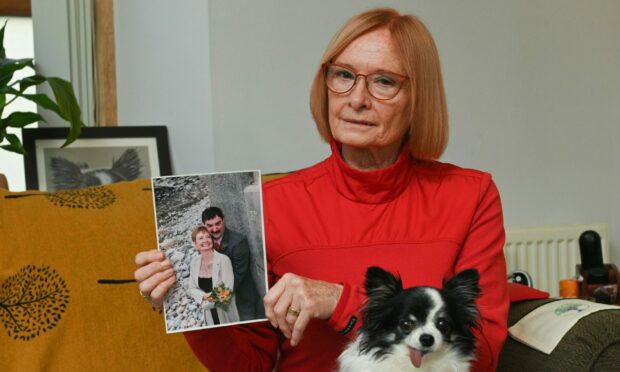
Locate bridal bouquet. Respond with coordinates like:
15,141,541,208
207,283,234,311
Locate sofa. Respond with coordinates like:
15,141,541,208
499,298,620,371
1,178,619,371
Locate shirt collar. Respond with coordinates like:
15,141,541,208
327,140,414,204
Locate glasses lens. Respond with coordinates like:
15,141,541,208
367,73,401,100
325,65,356,93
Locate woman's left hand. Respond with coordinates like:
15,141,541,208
263,273,343,347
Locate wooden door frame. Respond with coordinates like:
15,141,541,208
0,0,32,17
93,0,117,126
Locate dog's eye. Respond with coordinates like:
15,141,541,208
399,319,415,334
436,318,452,334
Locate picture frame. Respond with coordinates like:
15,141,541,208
22,126,172,191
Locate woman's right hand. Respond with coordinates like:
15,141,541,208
201,294,216,309
134,249,176,308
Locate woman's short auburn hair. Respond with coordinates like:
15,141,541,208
309,8,448,160
191,225,211,243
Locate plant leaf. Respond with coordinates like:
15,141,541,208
19,75,47,92
0,21,7,59
21,93,64,118
46,77,81,120
63,120,84,148
0,22,84,154
0,85,19,94
4,111,45,128
0,133,26,155
0,58,34,87
47,77,83,147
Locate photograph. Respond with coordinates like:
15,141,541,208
151,170,268,333
22,126,171,191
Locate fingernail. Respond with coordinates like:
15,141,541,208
160,260,171,267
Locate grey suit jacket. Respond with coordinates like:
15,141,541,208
219,228,260,320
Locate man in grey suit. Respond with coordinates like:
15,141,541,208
202,207,263,321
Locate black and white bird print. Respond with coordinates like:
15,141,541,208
49,148,143,190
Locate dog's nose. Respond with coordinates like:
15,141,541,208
419,334,434,347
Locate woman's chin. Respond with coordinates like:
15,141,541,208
333,133,375,149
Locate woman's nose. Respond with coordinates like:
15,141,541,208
347,76,371,110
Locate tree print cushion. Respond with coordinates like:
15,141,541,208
0,179,203,371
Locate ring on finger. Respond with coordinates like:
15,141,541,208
287,306,300,317
139,289,151,301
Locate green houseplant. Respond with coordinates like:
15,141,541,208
0,21,83,155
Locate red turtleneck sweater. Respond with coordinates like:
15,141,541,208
184,142,509,371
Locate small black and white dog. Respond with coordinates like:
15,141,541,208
339,267,481,372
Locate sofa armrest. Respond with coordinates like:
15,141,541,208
498,298,620,372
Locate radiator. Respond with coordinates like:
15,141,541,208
504,224,610,297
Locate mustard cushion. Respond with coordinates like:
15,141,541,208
0,179,204,371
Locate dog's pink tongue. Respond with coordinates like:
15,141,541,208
409,347,423,368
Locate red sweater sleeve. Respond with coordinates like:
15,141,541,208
455,174,509,371
326,282,365,338
183,322,280,372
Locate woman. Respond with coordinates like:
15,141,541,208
187,226,239,325
135,8,508,371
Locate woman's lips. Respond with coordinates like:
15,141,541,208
343,118,376,126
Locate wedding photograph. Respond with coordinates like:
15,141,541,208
151,170,268,333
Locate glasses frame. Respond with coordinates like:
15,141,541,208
322,62,409,101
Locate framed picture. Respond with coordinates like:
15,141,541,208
22,126,172,191
151,170,268,332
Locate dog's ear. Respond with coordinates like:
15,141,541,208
365,266,403,302
359,267,404,349
443,269,481,327
444,269,480,300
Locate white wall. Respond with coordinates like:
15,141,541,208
114,1,620,262
114,0,214,173
434,2,620,258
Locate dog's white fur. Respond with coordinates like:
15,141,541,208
339,288,473,372
339,338,471,372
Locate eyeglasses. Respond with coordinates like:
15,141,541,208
323,63,408,100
